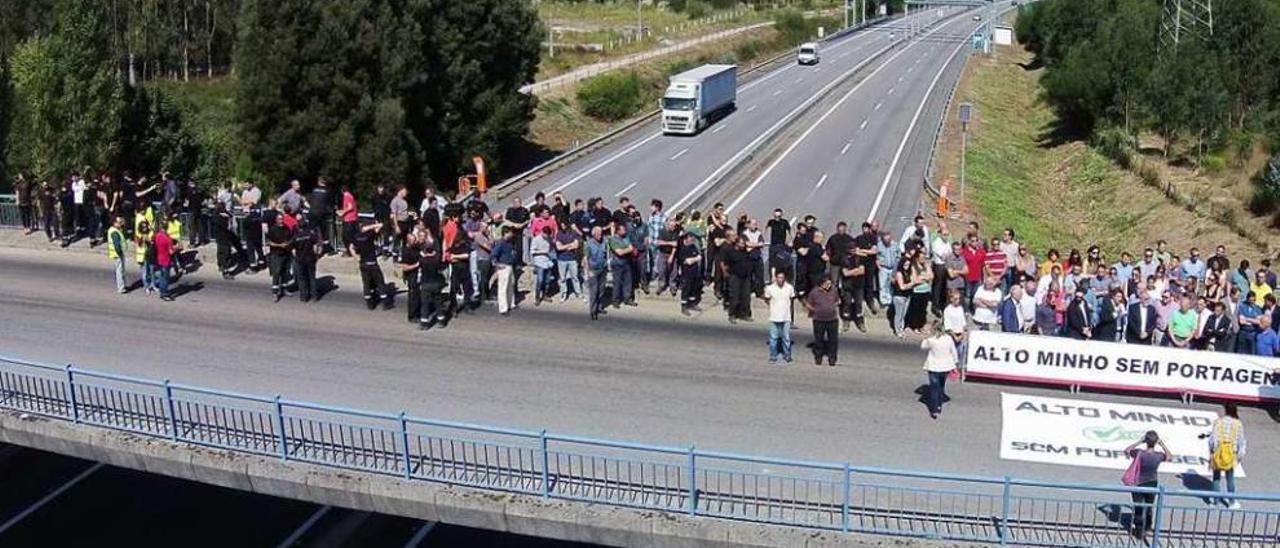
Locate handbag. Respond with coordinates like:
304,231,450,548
1121,453,1141,486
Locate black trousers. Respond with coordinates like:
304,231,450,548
681,266,704,307
243,224,265,266
42,206,57,239
361,265,389,309
812,320,839,364
216,240,233,273
728,275,752,319
295,259,316,301
420,280,447,325
449,262,473,311
475,260,493,301
932,263,948,315
19,205,33,230
268,253,291,296
405,272,422,321
840,281,867,326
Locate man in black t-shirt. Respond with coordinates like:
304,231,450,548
839,248,870,332
308,178,335,251
400,233,423,323
825,222,854,285
654,219,681,295
351,221,392,310
677,233,704,313
265,215,294,301
722,235,754,322
765,208,790,246
418,235,448,329
292,221,321,302
851,222,880,315
504,196,531,268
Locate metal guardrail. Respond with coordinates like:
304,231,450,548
1,355,1277,547
492,15,896,201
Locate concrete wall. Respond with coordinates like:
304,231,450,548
0,411,963,547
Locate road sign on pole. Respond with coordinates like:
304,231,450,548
959,102,973,207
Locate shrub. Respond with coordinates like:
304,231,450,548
684,0,711,19
1199,153,1227,175
1090,125,1133,167
734,39,767,63
1227,129,1254,168
577,71,647,122
1248,182,1280,215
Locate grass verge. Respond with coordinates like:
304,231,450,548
933,44,1267,258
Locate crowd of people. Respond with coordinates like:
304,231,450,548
15,170,1280,361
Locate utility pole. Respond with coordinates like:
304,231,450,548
959,103,972,207
1159,0,1213,53
637,0,643,42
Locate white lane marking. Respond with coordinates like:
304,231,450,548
670,148,690,161
276,506,334,548
860,119,869,130
544,132,661,194
899,76,905,82
615,181,638,197
668,28,926,213
875,102,883,111
840,142,852,155
540,20,900,195
888,87,896,95
772,89,783,97
908,67,914,73
0,462,104,535
866,19,975,222
712,124,727,134
403,522,439,548
796,77,805,84
724,20,959,214
815,173,829,189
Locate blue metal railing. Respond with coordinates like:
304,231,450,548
1,354,1278,547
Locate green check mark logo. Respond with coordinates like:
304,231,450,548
1083,425,1143,443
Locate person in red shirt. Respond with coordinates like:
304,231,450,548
983,236,1008,287
339,184,359,256
960,236,987,311
153,218,176,301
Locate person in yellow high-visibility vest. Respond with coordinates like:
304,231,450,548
134,203,156,240
107,217,128,294
165,215,185,276
136,220,156,295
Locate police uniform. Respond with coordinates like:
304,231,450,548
292,225,320,302
354,228,391,309
265,220,294,299
419,239,448,329
400,243,423,322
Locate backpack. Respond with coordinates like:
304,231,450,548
1211,420,1240,471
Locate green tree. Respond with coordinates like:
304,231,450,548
405,0,543,185
10,0,128,180
0,53,11,188
1211,0,1280,130
235,0,422,195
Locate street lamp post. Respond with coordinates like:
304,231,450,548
959,102,973,207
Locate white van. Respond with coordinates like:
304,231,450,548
797,42,819,65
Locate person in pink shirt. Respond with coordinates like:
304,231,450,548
153,218,175,301
339,184,359,256
530,208,558,241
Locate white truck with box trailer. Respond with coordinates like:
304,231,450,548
661,64,737,135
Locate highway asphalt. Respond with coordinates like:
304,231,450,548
516,7,963,214
715,9,987,227
3,244,1279,494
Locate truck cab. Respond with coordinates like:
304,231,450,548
661,64,737,136
798,42,820,65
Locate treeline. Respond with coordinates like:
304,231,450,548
0,0,239,82
1016,0,1280,163
0,0,542,202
